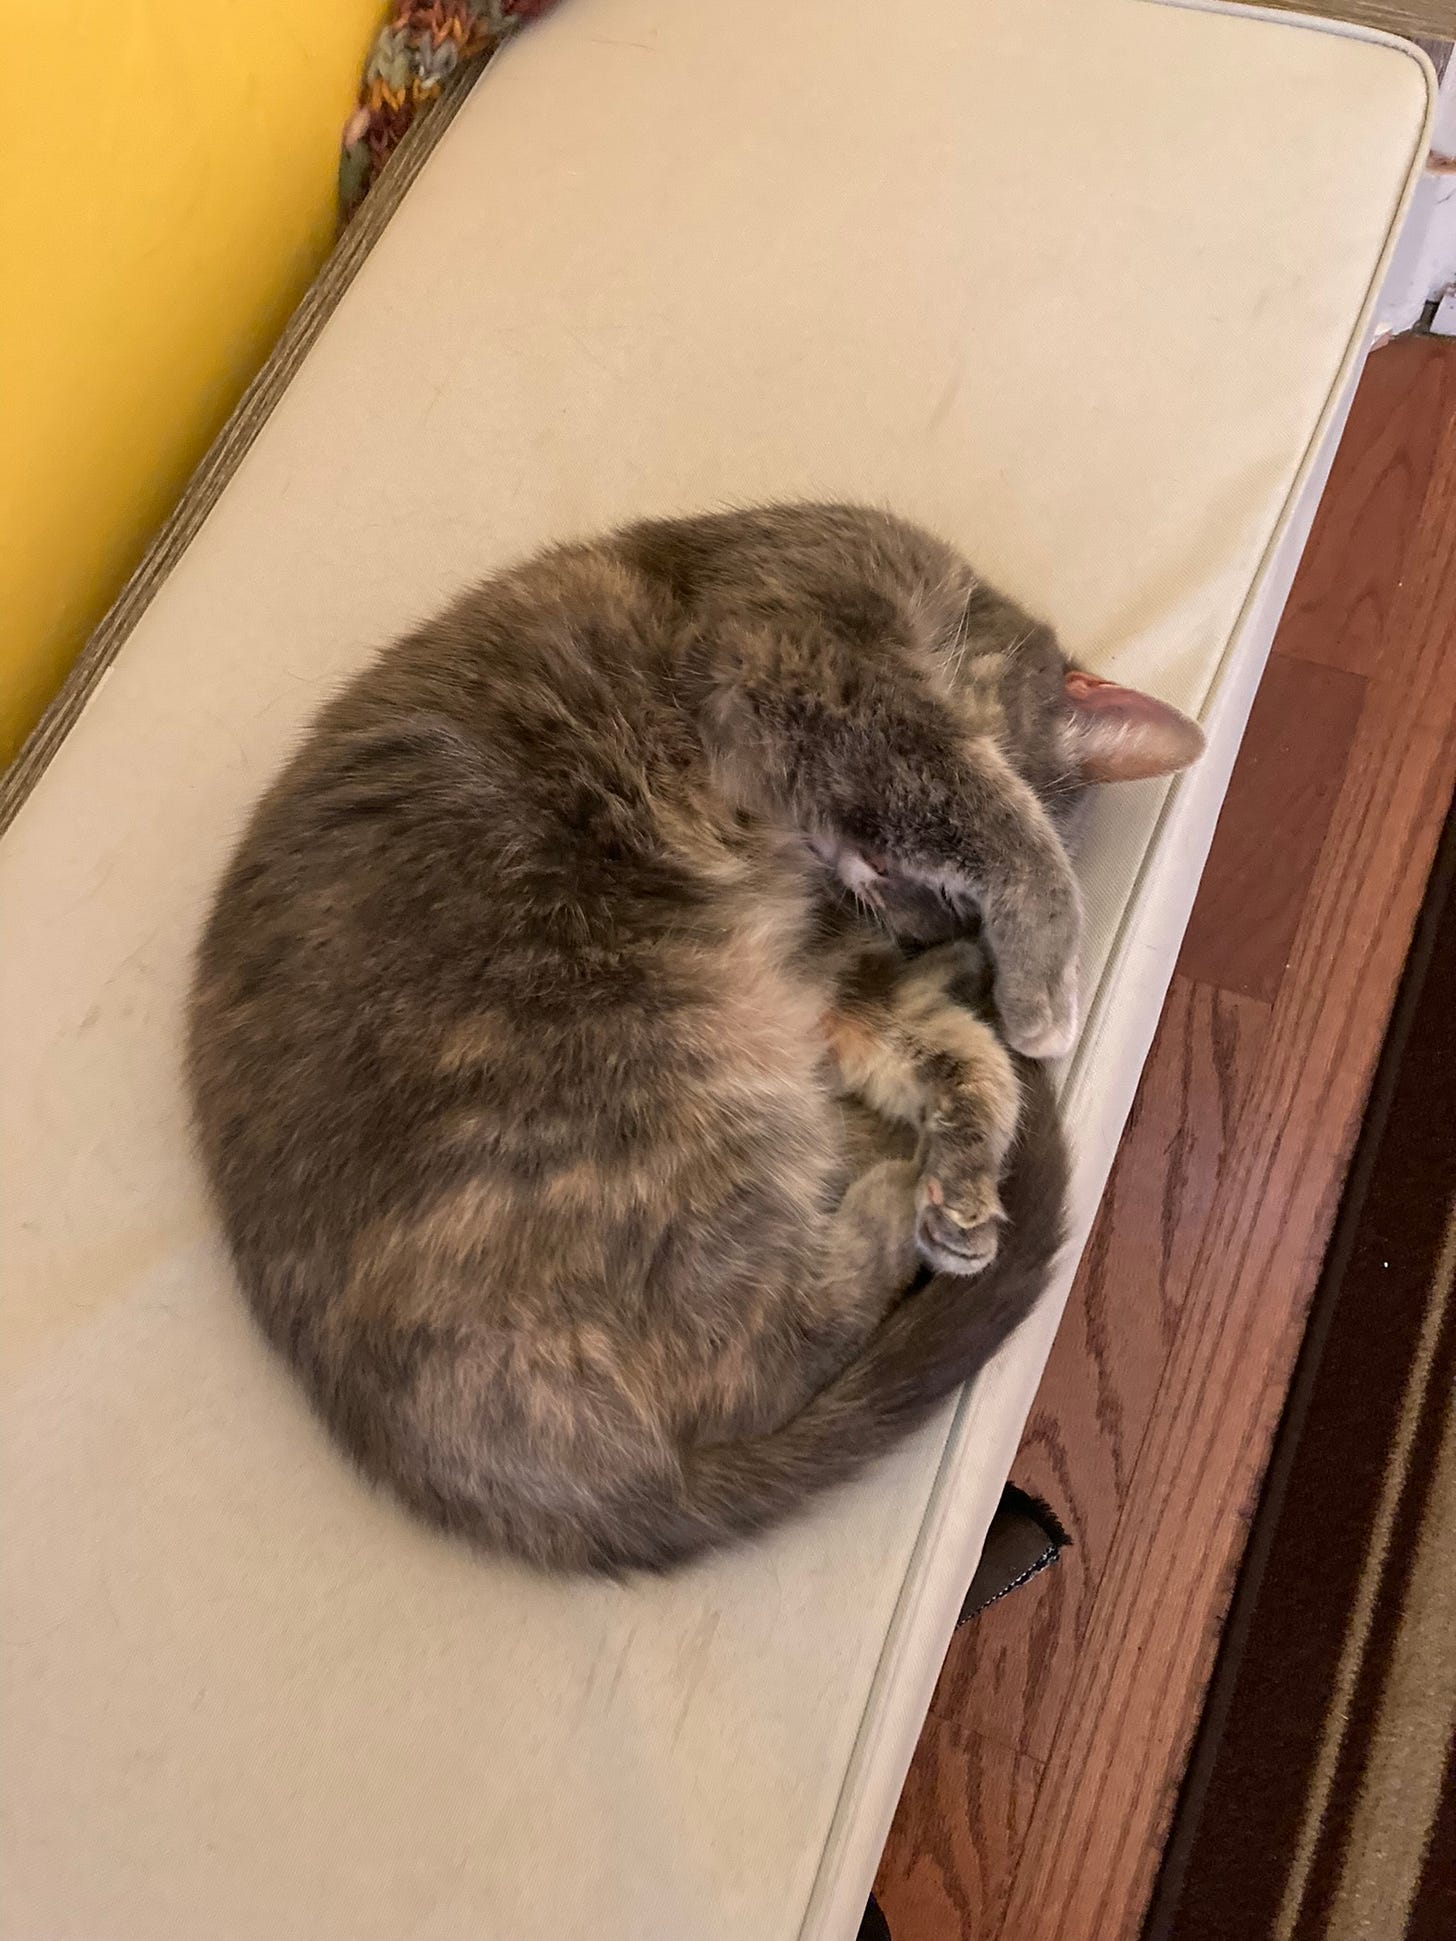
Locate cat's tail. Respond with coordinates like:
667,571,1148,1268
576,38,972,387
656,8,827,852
622,1060,1070,1571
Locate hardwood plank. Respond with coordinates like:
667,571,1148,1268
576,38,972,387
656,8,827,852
994,343,1456,1941
1275,343,1455,679
874,1724,1042,1940
1178,655,1367,1001
876,336,1456,1941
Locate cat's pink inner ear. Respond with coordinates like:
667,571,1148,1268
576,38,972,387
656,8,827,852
1063,669,1206,783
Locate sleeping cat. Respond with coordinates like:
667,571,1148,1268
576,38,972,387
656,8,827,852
188,504,1202,1572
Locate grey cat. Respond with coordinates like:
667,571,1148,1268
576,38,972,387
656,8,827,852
188,504,1202,1573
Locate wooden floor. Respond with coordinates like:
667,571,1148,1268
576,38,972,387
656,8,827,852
1266,0,1456,41
874,335,1456,1941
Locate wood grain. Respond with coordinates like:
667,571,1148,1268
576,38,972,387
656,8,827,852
1260,0,1456,38
875,1725,1042,1941
1273,343,1455,680
876,337,1456,1941
1179,656,1366,1002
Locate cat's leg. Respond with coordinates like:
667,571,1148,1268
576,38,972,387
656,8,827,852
777,1157,922,1401
820,1157,922,1316
898,947,1023,1277
824,940,1022,1277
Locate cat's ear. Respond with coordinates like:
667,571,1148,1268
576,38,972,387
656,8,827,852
1062,669,1205,783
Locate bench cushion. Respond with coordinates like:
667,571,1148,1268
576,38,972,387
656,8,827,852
1,2,1431,1936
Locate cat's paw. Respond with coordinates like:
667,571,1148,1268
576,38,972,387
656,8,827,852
899,935,993,1012
915,1169,1004,1278
990,852,1082,1061
995,957,1079,1062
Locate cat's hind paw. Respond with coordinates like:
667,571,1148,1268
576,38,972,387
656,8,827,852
915,1171,1004,1278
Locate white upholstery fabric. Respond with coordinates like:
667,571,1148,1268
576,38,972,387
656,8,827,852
1,3,1431,1936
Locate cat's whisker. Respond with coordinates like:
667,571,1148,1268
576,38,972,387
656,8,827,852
945,590,976,683
850,885,896,940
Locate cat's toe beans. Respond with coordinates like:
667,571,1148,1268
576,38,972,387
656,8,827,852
915,1201,1002,1277
915,1178,1005,1277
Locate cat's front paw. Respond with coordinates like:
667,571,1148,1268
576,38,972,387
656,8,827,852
915,1169,1004,1278
991,851,1082,1061
995,956,1079,1062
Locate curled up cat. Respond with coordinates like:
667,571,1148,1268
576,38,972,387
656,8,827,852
188,504,1203,1573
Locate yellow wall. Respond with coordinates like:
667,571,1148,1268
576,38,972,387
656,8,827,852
0,2,385,763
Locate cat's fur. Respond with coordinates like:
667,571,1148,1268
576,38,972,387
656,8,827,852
188,504,1202,1572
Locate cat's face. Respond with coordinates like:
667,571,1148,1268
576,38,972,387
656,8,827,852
829,651,1204,946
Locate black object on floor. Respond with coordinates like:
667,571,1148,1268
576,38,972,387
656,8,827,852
957,1482,1069,1624
857,1891,892,1940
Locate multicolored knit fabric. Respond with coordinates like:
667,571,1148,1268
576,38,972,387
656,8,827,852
340,2,559,218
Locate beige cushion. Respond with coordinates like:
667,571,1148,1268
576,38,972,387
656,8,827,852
1,3,1431,1936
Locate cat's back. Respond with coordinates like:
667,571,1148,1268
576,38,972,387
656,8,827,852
188,539,828,1306
211,541,721,964
312,540,696,847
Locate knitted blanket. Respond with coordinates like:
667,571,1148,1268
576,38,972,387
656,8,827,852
341,1,559,217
